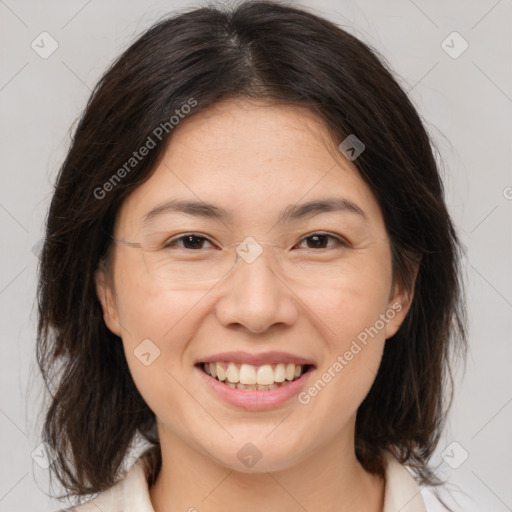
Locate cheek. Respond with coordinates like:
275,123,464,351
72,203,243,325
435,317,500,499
114,264,203,342
112,271,205,379
115,281,208,422
306,247,393,345
298,276,391,436
296,247,392,414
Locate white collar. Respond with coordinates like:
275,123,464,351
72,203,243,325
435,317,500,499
70,449,427,512
381,450,428,512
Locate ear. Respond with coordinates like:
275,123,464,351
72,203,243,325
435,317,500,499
384,258,420,340
94,264,122,337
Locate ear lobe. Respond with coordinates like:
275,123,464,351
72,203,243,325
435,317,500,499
384,258,420,340
94,265,122,337
384,285,413,340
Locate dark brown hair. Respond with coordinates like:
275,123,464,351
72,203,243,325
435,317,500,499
37,0,467,507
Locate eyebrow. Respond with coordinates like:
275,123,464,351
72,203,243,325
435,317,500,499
141,197,368,227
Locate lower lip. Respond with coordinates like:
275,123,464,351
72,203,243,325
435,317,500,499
195,365,315,411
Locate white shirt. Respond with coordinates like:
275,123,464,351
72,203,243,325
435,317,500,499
61,449,428,511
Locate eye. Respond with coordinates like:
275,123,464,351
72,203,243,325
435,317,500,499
163,233,216,250
295,232,348,250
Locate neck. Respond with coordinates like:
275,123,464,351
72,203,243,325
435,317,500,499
148,421,385,512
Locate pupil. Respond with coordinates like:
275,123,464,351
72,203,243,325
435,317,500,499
309,235,327,248
184,235,203,249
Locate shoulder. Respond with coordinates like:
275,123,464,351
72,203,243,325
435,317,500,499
54,454,155,512
382,450,428,512
382,451,458,512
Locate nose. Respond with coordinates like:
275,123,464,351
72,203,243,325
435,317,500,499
214,241,299,334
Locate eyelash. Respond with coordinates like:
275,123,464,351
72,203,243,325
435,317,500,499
163,232,349,250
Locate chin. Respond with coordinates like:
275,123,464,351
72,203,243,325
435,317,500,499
199,435,309,474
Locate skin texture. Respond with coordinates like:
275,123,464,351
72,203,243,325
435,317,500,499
95,98,416,512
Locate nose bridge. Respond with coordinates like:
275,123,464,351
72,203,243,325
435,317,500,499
233,237,280,267
230,237,283,290
216,237,298,333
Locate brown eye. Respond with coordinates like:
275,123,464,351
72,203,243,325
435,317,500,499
296,233,348,250
164,234,215,250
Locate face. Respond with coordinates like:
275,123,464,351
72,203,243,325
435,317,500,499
95,98,414,473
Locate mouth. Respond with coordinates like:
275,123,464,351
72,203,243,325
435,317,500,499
196,361,315,391
194,351,317,410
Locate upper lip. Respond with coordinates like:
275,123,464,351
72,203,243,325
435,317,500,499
197,351,316,367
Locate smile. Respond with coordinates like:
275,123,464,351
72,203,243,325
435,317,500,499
200,362,312,390
195,356,316,410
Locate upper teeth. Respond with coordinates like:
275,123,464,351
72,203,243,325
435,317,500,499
203,362,305,385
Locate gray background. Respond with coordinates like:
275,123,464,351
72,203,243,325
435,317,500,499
1,0,511,511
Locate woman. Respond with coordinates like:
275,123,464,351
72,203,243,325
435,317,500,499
37,1,467,511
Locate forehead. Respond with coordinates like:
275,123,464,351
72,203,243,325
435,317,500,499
115,99,385,234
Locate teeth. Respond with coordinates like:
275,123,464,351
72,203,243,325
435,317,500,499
274,363,286,382
223,382,281,391
285,363,296,381
256,364,274,385
239,364,257,385
216,363,226,382
226,362,239,383
202,361,309,388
